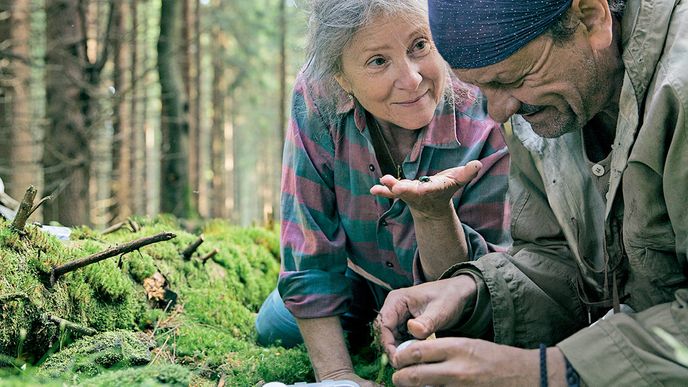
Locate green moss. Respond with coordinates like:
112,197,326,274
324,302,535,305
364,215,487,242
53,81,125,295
39,330,153,378
124,254,157,284
1,216,345,386
78,364,193,387
181,287,254,340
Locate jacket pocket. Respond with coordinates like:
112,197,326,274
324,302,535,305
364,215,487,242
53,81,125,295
627,247,687,305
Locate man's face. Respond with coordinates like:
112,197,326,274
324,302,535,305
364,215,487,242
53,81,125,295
453,28,613,138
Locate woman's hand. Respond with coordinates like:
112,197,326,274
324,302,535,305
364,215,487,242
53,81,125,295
370,160,482,219
322,372,382,387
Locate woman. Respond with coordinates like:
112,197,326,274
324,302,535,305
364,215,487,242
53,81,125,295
255,0,510,384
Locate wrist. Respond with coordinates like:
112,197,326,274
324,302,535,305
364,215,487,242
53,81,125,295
319,368,357,381
409,200,455,221
544,347,568,387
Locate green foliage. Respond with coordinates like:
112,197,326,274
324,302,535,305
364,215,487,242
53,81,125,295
1,217,375,385
39,331,153,379
79,364,194,387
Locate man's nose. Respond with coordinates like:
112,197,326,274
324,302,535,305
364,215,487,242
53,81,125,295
483,88,521,123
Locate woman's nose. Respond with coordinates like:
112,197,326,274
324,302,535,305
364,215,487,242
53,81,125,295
394,60,422,91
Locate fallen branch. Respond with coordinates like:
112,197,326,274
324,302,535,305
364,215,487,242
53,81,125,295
200,248,219,264
181,235,204,260
49,232,176,286
10,186,36,232
28,195,51,218
128,218,140,232
46,315,97,336
101,221,127,235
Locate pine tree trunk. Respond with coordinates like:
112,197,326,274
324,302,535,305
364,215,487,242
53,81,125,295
158,0,191,218
112,0,132,221
0,0,41,212
210,27,226,219
44,0,93,226
130,0,145,216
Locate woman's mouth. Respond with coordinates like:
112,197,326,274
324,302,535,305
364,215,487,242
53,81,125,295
397,90,429,105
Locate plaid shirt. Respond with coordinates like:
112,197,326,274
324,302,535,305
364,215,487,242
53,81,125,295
278,71,511,319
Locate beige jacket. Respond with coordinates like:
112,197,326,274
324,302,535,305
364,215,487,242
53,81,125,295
443,0,688,384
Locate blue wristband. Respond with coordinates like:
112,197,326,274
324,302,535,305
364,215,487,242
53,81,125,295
565,357,580,387
540,343,548,387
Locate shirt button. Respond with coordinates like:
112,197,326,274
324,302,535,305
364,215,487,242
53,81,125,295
385,261,394,267
369,164,375,172
591,164,605,177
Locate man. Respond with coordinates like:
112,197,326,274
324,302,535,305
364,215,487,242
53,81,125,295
376,0,688,385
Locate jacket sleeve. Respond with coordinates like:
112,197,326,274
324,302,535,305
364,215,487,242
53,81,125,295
277,76,351,319
441,128,588,347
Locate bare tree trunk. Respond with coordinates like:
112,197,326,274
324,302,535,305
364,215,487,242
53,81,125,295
44,0,93,226
228,90,239,224
181,0,200,215
193,0,206,218
130,0,145,216
210,27,226,218
0,0,41,211
112,0,132,221
158,0,191,218
142,0,159,217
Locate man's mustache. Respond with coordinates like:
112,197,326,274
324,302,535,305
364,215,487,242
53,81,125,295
517,103,545,115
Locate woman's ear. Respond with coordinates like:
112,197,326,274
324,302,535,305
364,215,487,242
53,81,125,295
335,73,353,95
572,0,613,50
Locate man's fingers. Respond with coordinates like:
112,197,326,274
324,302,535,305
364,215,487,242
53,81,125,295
406,318,433,339
394,338,469,369
392,361,460,387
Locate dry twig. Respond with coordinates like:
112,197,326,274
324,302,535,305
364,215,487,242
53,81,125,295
49,232,176,286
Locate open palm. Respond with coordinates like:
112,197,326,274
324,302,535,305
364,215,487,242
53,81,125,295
370,160,482,218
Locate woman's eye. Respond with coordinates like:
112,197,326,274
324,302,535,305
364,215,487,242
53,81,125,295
367,57,387,67
411,39,430,53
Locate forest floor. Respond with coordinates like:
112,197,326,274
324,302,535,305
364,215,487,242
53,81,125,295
0,215,393,386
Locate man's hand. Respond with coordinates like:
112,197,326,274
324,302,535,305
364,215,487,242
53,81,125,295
376,275,477,363
370,161,482,219
391,338,566,387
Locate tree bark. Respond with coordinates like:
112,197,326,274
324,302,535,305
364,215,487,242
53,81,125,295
112,0,132,222
210,27,227,219
130,0,145,216
181,0,200,215
0,0,40,212
44,0,93,226
158,0,191,218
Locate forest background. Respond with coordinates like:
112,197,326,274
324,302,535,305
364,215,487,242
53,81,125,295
0,0,307,229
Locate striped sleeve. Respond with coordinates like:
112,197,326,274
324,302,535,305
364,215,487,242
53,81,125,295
277,75,352,319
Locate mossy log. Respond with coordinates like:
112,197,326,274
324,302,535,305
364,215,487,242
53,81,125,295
0,216,332,385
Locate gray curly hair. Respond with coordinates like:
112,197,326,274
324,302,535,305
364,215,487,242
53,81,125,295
302,0,436,115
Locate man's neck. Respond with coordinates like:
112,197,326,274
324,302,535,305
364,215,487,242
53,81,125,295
583,111,617,162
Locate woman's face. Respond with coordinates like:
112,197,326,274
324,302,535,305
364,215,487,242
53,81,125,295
335,12,446,131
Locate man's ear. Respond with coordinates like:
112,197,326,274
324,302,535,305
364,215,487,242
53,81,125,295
335,73,352,95
572,0,613,50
